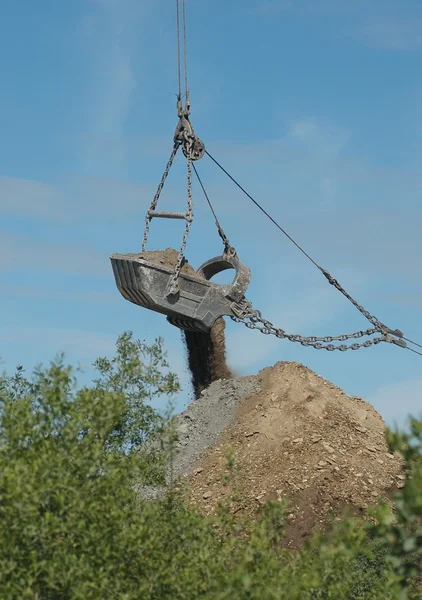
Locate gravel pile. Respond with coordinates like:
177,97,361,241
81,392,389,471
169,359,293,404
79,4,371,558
171,377,260,478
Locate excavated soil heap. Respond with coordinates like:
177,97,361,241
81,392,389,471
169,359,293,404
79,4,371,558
178,362,404,548
137,248,232,396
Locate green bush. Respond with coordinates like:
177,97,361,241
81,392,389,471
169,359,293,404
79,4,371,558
0,332,420,599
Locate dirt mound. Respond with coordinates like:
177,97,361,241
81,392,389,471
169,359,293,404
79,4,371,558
178,362,404,547
139,248,232,397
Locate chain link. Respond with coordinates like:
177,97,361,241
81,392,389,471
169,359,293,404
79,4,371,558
182,129,205,161
168,156,193,295
174,96,205,161
231,298,406,352
321,269,383,329
140,146,193,297
141,102,201,296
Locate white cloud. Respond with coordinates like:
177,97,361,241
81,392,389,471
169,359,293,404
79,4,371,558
204,120,422,282
258,0,369,17
0,283,119,304
66,176,155,217
288,119,351,157
259,0,293,14
2,114,420,289
356,19,422,51
378,292,422,309
93,44,136,140
0,232,108,276
0,174,155,222
0,177,66,221
257,3,422,53
214,118,350,168
78,0,143,173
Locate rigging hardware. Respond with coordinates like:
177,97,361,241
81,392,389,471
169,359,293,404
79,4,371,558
109,0,419,360
111,0,246,327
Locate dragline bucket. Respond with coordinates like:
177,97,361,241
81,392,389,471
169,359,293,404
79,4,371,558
110,252,251,333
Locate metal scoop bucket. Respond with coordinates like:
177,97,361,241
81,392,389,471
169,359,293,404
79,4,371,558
110,252,251,333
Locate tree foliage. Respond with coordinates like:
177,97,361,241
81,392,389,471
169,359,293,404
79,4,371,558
0,332,420,599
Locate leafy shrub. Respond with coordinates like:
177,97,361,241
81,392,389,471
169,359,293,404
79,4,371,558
0,332,420,599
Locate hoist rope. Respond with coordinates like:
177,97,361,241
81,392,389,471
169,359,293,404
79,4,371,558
192,164,232,250
203,149,404,338
406,346,422,357
403,336,422,357
176,0,182,98
182,0,189,102
191,164,422,359
403,336,422,350
158,3,421,357
195,150,421,358
176,0,189,102
205,150,321,270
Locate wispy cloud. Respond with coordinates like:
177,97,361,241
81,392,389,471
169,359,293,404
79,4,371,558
2,326,116,362
257,2,422,54
215,118,350,166
288,118,351,158
356,19,422,51
78,0,143,172
259,0,293,14
258,0,368,17
380,294,422,310
0,177,66,221
0,174,155,222
203,118,422,282
0,232,108,276
3,111,421,288
0,283,119,305
0,119,349,222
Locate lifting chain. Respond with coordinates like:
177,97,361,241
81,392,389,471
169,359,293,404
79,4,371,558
168,156,194,296
321,270,382,329
140,146,194,297
231,298,407,352
141,1,206,295
166,96,203,295
320,269,405,339
141,97,204,296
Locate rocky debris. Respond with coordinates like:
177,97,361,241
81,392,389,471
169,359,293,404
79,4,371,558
170,377,260,479
140,377,260,501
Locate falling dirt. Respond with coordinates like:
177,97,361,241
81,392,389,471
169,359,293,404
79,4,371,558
183,318,232,398
174,361,404,548
139,248,233,397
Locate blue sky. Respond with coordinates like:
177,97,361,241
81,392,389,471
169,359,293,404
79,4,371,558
1,0,421,427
